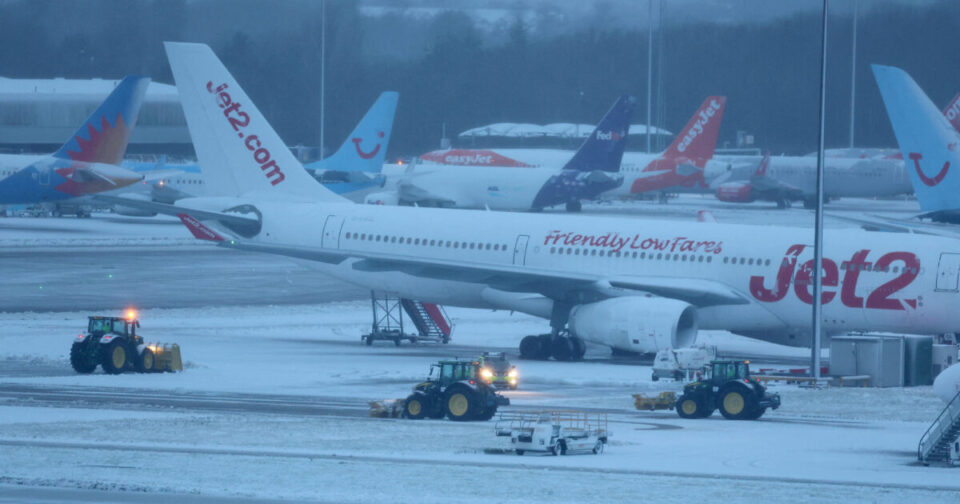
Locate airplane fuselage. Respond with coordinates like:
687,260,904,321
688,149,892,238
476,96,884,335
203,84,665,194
222,199,960,347
0,153,142,205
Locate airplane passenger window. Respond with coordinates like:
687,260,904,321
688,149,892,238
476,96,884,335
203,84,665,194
550,247,556,254
469,243,475,249
765,259,771,266
748,258,754,265
453,242,459,248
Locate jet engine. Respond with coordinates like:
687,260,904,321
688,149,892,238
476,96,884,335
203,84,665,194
567,297,698,353
113,193,157,217
716,181,754,203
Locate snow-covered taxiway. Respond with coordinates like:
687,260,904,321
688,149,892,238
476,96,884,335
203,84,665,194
1,198,956,503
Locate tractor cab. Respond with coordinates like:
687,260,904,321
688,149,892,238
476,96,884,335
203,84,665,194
428,360,479,387
708,360,752,387
87,315,140,341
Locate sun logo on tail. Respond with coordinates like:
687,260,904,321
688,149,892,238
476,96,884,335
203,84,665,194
909,152,950,187
66,113,131,166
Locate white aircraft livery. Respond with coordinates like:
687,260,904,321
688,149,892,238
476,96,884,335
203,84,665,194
110,42,960,361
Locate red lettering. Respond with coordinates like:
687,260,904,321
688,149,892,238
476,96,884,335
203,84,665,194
750,244,805,302
840,249,870,308
254,148,271,164
244,134,261,151
865,252,920,310
260,160,284,186
793,259,838,305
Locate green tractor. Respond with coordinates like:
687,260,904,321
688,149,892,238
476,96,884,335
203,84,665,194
403,359,510,421
70,312,182,375
675,360,780,420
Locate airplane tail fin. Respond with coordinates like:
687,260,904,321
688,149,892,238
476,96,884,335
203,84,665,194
164,42,348,202
52,76,150,166
943,91,960,132
562,95,636,173
306,91,398,173
872,64,960,214
755,151,771,177
656,96,726,166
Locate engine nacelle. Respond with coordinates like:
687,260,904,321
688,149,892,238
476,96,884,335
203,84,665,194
113,193,157,217
364,191,399,205
568,297,698,353
716,181,754,203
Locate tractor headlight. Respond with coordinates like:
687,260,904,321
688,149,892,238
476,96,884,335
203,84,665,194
480,368,493,380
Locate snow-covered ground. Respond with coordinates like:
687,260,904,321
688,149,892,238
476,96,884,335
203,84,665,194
0,302,956,503
1,201,957,503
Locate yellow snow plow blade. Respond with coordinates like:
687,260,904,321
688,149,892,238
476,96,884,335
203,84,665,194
145,343,183,372
633,391,676,411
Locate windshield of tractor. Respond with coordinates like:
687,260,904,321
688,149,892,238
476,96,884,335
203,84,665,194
88,318,114,334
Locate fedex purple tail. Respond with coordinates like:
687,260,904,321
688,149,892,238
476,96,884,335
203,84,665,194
52,76,150,166
532,95,636,211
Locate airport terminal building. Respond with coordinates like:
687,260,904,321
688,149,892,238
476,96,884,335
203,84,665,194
0,77,191,155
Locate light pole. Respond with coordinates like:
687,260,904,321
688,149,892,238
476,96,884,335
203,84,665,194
319,0,326,159
812,0,830,381
646,0,654,153
849,0,858,148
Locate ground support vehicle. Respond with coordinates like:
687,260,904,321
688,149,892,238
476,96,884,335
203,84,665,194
651,345,716,382
495,411,608,455
633,391,677,411
477,352,518,390
403,359,510,421
675,360,780,420
70,313,182,374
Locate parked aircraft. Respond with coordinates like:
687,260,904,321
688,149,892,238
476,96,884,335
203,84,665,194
109,43,960,362
0,76,149,211
375,95,636,212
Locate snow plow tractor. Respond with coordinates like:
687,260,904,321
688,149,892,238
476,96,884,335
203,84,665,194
403,359,510,421
675,360,780,420
70,311,182,375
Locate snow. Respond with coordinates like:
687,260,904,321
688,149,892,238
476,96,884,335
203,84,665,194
1,203,957,503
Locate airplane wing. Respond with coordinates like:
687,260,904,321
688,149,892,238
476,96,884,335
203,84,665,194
221,239,749,308
827,212,960,238
94,194,260,235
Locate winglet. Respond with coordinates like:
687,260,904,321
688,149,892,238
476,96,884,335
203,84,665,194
755,152,771,177
178,213,225,241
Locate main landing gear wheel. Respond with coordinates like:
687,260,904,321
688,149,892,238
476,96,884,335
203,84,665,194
571,337,586,360
551,336,575,361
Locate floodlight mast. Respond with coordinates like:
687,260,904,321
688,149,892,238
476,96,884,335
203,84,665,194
812,0,829,381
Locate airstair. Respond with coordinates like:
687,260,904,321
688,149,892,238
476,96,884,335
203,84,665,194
918,389,960,466
361,292,452,346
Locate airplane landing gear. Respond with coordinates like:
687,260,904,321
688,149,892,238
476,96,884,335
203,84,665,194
519,332,586,361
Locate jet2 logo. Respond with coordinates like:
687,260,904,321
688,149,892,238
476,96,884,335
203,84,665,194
352,131,384,160
749,245,920,310
908,152,950,187
207,81,285,186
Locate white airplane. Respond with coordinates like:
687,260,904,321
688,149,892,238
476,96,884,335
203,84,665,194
109,42,960,362
405,96,729,207
375,95,637,212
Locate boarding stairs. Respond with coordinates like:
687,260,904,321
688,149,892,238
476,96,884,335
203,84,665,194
362,292,453,345
400,298,452,343
918,388,960,465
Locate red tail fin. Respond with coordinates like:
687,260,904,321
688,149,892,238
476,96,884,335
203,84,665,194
943,91,960,132
755,152,771,177
660,96,726,163
178,214,225,242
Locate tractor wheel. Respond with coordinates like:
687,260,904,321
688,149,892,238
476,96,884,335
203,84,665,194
718,385,756,420
403,393,429,419
136,347,155,373
519,335,540,359
476,404,498,421
559,441,568,455
100,339,130,375
70,341,97,374
443,385,479,421
551,336,574,361
676,394,703,419
571,337,587,360
746,406,767,420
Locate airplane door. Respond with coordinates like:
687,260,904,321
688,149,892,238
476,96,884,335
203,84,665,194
321,215,345,249
512,235,530,265
936,253,960,291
